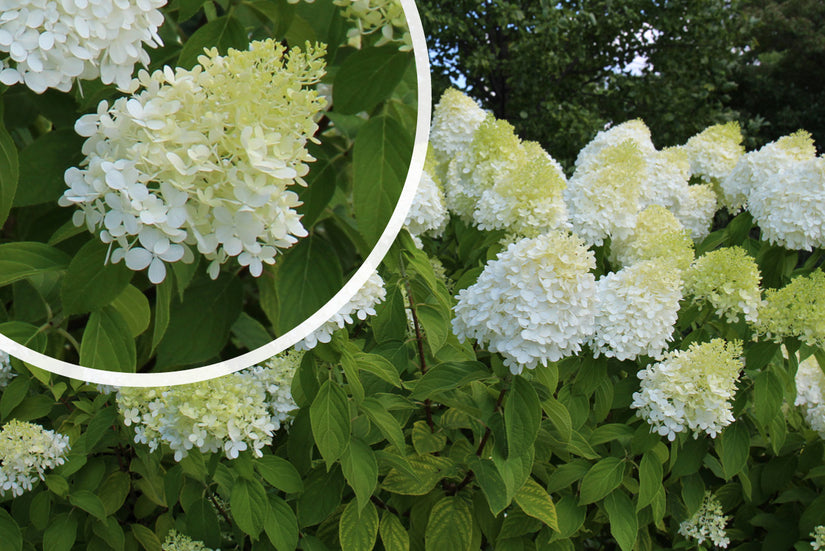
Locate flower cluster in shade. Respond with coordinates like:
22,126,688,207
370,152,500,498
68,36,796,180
0,350,16,387
0,0,166,93
631,339,744,441
0,419,70,497
333,0,411,51
684,246,762,324
162,531,213,551
296,271,387,350
678,492,731,549
754,270,825,346
114,352,302,460
60,39,328,284
590,260,683,361
794,354,825,439
812,526,825,550
452,231,598,374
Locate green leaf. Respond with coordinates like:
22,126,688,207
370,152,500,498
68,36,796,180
752,369,783,428
514,477,559,531
276,235,344,334
98,471,130,516
297,149,338,228
310,380,351,467
425,497,473,551
0,118,19,227
341,348,365,404
542,397,572,444
110,284,151,337
717,422,750,480
359,397,405,451
341,437,378,512
379,511,409,551
0,242,70,287
334,46,411,114
382,454,453,496
69,490,107,520
506,377,541,459
61,240,133,315
0,508,22,551
231,477,269,538
604,490,638,551
177,15,249,69
0,376,29,420
43,513,77,551
185,498,221,549
44,474,70,497
636,452,663,511
353,115,413,246
554,495,587,539
412,420,447,455
355,352,403,388
92,517,125,551
415,304,450,354
255,456,303,494
339,500,379,551
84,406,117,452
244,0,296,37
79,307,136,372
231,312,272,351
579,457,625,505
155,274,243,369
130,524,162,551
150,278,172,354
265,495,300,551
0,321,47,353
411,361,490,400
15,129,84,206
467,456,510,515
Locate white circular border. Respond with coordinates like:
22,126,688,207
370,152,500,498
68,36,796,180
0,0,431,387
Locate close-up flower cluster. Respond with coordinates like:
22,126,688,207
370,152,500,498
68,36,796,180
60,39,328,283
678,492,731,549
684,246,763,324
333,0,411,50
795,354,825,439
0,0,167,93
755,270,825,346
0,351,15,387
0,419,70,497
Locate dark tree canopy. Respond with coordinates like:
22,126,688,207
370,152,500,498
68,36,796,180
418,0,752,168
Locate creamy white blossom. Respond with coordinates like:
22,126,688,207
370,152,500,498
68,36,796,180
639,147,691,212
631,339,744,441
678,492,731,549
429,88,487,169
473,141,569,236
684,246,762,324
720,130,816,212
453,231,598,373
116,352,302,460
674,184,718,241
60,40,327,283
0,419,70,497
333,0,410,51
812,526,825,550
296,271,386,350
748,156,825,251
682,122,744,187
575,119,656,173
755,270,825,346
0,351,16,388
590,260,682,361
162,531,213,551
405,158,449,239
565,140,645,246
609,204,694,272
795,354,825,439
0,0,166,93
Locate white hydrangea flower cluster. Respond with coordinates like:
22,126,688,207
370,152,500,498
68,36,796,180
682,122,744,187
162,531,213,551
794,354,825,439
590,260,683,361
0,419,70,497
60,39,328,284
474,141,570,236
333,0,411,51
565,140,645,246
575,119,656,173
404,150,449,240
678,492,731,549
631,339,744,441
429,88,488,170
116,352,302,460
720,131,816,212
755,270,825,346
0,350,16,387
609,205,694,272
684,246,763,324
0,0,166,93
812,526,825,550
673,183,718,242
296,271,387,350
453,231,598,373
638,147,691,212
749,157,825,251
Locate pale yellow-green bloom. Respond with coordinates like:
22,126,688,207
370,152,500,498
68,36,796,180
162,531,213,551
754,270,825,346
610,204,694,272
812,525,825,550
682,122,744,192
678,492,731,548
0,419,70,497
685,246,763,324
674,183,718,241
429,88,487,174
333,0,411,51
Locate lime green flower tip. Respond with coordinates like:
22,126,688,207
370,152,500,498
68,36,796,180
755,270,825,346
685,246,763,324
162,531,213,551
683,121,744,189
610,204,694,271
